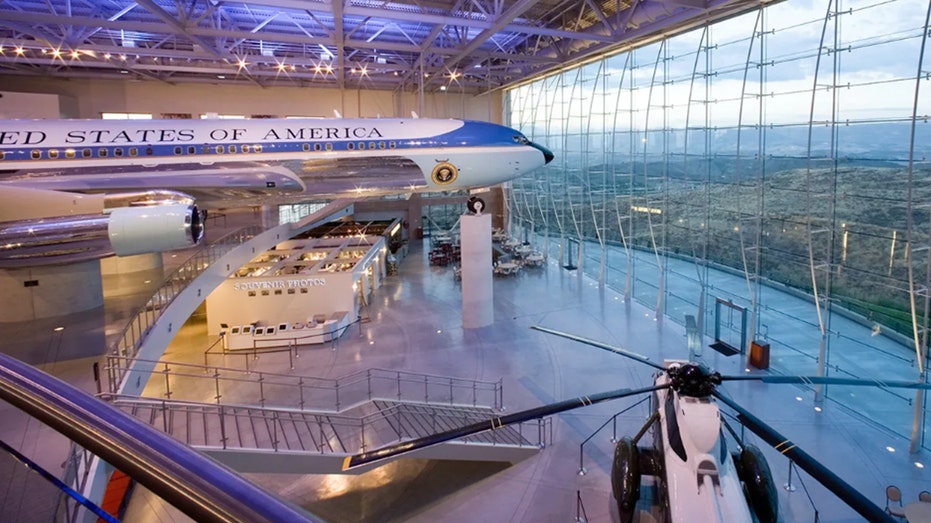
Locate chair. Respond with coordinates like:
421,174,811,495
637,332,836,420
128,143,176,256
886,485,906,518
920,490,931,503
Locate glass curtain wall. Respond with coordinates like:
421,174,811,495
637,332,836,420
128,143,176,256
506,0,931,447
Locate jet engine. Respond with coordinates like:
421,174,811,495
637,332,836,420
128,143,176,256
0,203,204,267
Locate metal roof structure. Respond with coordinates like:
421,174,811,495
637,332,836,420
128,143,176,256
0,0,765,94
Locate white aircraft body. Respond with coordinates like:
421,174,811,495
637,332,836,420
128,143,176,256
0,117,552,266
653,362,753,523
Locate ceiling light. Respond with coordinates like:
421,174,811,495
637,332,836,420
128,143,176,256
814,406,822,412
917,462,925,469
886,446,896,453
51,48,62,58
70,50,80,59
15,47,24,56
53,326,64,332
120,70,129,74
277,62,287,72
439,85,446,91
237,58,248,70
103,53,111,60
217,74,226,79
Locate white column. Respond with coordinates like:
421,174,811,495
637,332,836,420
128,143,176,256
460,213,493,328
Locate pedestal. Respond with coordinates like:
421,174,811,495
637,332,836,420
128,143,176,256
460,213,493,328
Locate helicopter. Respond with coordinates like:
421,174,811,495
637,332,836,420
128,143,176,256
342,325,931,523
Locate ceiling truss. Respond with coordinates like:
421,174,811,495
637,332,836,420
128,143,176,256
0,0,766,94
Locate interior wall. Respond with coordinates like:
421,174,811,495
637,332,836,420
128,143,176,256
0,76,502,122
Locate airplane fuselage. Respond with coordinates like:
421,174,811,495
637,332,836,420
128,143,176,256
0,117,552,206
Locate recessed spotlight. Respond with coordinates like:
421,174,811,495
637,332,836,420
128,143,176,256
119,70,129,74
53,326,64,332
795,396,802,401
436,329,442,334
886,446,896,453
217,75,226,79
369,341,374,345
916,462,925,469
814,406,822,412
144,280,151,284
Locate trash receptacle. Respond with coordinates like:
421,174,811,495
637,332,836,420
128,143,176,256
749,341,770,369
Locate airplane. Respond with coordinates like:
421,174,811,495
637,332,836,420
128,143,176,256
0,117,553,266
341,325,928,523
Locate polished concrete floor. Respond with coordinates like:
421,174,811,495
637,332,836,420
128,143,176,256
3,213,931,523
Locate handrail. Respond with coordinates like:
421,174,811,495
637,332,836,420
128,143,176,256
577,396,651,475
108,226,264,365
0,352,323,523
105,356,504,413
107,394,546,456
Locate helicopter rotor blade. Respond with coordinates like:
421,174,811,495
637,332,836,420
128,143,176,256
712,391,896,523
721,375,931,390
530,325,665,371
342,383,669,471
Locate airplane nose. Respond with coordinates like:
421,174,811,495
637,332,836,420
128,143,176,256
531,142,554,164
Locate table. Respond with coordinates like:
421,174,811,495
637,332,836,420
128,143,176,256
495,262,520,276
524,253,545,267
906,502,931,522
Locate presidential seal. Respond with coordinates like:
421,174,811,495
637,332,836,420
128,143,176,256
431,162,458,185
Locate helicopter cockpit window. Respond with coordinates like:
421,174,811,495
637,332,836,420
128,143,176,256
664,393,688,462
512,135,531,145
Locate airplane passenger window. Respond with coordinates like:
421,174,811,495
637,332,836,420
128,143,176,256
368,142,376,149
31,150,41,159
49,150,59,159
300,287,308,293
358,142,365,150
174,147,182,155
0,152,4,160
389,141,396,149
513,135,531,145
114,148,123,157
314,143,321,151
274,289,282,295
248,291,256,297
231,327,241,335
302,143,310,152
347,143,355,150
242,145,250,153
379,141,386,149
129,148,138,156
99,149,108,157
261,290,269,296
145,147,153,155
82,149,92,158
287,288,296,294
255,144,263,152
66,149,76,158
325,143,333,151
215,145,224,154
188,146,196,154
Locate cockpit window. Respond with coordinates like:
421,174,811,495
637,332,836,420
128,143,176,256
513,135,531,145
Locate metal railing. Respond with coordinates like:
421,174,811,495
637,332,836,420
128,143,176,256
106,395,547,456
108,226,263,365
577,397,651,476
105,356,504,412
202,316,366,370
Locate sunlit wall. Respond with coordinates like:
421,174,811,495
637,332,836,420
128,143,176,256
506,0,931,446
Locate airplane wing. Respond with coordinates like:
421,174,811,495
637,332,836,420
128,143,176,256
0,157,428,208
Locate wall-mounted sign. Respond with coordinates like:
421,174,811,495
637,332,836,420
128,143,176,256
232,278,327,291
